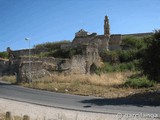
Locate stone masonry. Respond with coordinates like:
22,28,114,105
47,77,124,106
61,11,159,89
0,16,153,82
16,44,101,82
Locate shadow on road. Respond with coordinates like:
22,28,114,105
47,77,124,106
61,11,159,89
80,91,160,107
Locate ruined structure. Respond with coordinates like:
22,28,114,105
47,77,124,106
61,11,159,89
0,58,9,76
65,16,152,51
3,43,101,82
104,16,110,36
18,45,101,82
72,16,110,51
0,16,153,82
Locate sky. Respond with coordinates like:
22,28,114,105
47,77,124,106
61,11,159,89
0,0,160,52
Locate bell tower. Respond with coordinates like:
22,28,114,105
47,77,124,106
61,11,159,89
104,16,110,36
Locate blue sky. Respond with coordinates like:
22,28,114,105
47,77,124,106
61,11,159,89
0,0,160,52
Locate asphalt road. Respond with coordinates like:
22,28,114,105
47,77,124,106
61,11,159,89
0,81,160,116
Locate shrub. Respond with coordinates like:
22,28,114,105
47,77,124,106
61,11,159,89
124,77,155,88
99,50,119,63
122,36,147,49
118,50,138,62
41,48,83,58
100,49,143,64
34,40,71,52
140,30,160,82
0,52,8,58
96,60,139,74
0,75,16,84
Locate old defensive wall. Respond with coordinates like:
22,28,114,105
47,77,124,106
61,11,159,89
0,16,153,82
0,44,101,82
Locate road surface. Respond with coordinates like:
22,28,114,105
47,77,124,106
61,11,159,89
0,82,160,116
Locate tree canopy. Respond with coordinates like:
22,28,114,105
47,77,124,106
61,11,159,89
140,30,160,82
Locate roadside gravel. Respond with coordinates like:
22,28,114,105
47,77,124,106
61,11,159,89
0,98,117,120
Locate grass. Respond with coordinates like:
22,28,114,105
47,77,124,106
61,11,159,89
21,72,160,98
0,113,5,120
1,72,159,99
0,112,22,120
21,72,136,98
0,75,16,84
96,60,139,74
125,76,155,88
0,112,103,120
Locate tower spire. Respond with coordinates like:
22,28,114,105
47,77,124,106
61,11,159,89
104,16,110,36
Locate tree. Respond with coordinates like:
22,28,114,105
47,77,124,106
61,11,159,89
140,30,160,82
0,52,8,58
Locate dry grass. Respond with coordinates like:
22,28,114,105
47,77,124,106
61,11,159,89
0,113,5,120
0,112,107,120
1,72,159,101
35,72,131,86
0,112,22,120
22,72,133,98
0,75,16,84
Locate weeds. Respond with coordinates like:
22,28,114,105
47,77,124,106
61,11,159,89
0,75,16,84
22,72,131,97
124,76,155,88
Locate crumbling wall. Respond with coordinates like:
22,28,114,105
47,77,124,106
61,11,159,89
18,57,72,82
0,61,9,76
72,34,109,51
70,55,86,74
18,56,87,82
84,44,102,74
109,34,122,50
12,48,49,58
17,44,101,82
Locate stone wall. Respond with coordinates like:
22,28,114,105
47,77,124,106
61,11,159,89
70,55,86,74
0,60,9,76
16,44,101,82
17,56,85,82
122,32,153,38
12,48,48,58
72,34,109,51
108,34,122,50
75,29,89,37
60,43,72,50
83,44,101,74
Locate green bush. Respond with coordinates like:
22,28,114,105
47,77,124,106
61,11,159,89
122,36,147,49
124,77,155,88
34,40,71,52
118,50,138,62
140,30,160,82
100,49,143,63
42,48,82,58
96,60,139,74
97,36,150,74
0,52,8,58
99,50,119,63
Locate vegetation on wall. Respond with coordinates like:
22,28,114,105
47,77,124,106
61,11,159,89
34,40,83,58
98,32,160,88
34,40,70,52
0,52,8,58
122,36,148,49
99,36,149,73
42,48,83,58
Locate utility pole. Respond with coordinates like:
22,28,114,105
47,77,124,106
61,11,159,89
25,38,32,83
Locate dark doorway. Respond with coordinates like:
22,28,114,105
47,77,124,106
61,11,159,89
90,63,97,74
